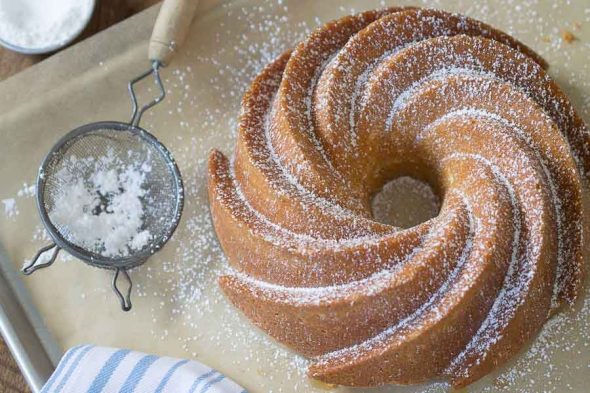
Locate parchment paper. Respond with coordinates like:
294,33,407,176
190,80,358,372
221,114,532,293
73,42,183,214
0,1,589,392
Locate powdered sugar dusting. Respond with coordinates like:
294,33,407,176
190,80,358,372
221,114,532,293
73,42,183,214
48,152,153,257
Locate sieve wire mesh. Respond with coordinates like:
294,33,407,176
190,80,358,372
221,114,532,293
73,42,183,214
40,126,181,263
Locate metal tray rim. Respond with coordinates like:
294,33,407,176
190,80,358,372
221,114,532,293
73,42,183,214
0,241,58,392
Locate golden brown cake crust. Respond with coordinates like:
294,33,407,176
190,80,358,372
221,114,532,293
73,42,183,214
207,7,587,389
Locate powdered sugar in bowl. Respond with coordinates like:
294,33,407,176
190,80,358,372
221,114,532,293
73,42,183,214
0,0,95,54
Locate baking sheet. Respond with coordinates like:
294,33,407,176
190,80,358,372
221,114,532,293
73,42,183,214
0,243,55,392
0,1,589,392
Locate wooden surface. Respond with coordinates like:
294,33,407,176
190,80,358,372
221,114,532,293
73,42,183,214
0,1,158,391
0,0,159,81
0,339,28,393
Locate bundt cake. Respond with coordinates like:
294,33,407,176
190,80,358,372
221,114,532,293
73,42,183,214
207,7,588,388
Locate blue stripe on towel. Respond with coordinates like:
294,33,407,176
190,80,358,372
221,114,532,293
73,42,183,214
119,354,158,393
188,369,218,393
86,349,131,393
41,345,84,393
154,359,189,393
200,374,225,393
53,345,94,392
42,347,247,393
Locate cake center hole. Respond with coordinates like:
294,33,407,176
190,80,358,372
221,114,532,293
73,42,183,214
371,176,440,228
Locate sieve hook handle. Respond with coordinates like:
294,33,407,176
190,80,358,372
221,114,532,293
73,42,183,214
23,243,61,275
112,268,133,312
128,62,166,128
128,0,198,127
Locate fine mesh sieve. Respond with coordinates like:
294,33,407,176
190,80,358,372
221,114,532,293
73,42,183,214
39,122,183,268
22,0,199,311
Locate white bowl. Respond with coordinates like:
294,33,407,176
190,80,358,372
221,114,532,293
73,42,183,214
0,0,95,55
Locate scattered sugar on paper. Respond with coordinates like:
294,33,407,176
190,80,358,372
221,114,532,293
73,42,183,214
2,198,18,217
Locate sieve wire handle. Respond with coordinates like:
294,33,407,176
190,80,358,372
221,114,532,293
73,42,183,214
22,243,61,275
128,62,166,127
149,0,199,66
128,0,198,127
112,268,133,312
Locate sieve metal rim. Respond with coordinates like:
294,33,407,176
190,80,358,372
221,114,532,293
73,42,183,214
36,120,184,270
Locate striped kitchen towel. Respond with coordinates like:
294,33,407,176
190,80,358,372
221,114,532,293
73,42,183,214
41,345,246,393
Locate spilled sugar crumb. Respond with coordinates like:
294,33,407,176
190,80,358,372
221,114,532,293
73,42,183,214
2,182,37,219
2,198,18,218
16,183,35,198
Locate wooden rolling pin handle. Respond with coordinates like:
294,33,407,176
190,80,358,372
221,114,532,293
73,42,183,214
149,0,199,66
